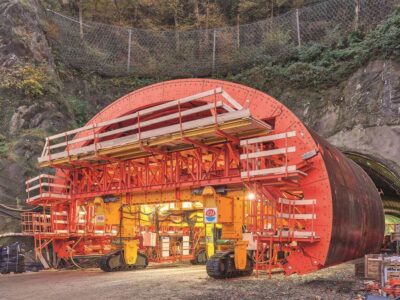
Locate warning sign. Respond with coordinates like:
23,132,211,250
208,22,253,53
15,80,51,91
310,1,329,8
204,208,217,223
95,215,105,224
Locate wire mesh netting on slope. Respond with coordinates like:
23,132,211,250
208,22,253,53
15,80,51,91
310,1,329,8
45,0,396,77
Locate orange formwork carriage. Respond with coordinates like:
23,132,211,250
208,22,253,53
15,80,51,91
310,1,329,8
22,79,384,275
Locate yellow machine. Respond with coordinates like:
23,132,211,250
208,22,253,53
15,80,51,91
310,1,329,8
97,186,253,277
201,186,251,275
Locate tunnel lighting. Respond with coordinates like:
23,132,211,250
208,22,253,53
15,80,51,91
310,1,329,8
247,192,256,201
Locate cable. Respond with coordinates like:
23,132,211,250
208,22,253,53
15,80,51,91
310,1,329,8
121,216,149,222
139,210,154,216
167,218,184,225
0,203,39,212
0,209,21,220
120,205,137,216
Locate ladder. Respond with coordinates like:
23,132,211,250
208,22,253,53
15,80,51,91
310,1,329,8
240,130,319,276
246,185,319,277
276,197,318,240
76,208,87,235
52,211,69,235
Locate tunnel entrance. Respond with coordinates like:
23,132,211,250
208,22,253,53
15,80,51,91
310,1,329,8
345,152,400,231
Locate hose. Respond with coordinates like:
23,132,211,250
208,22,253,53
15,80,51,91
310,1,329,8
69,251,83,269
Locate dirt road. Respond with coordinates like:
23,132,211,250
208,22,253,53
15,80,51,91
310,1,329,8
0,262,363,300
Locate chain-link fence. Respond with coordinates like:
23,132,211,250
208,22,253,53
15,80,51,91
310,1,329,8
45,0,396,77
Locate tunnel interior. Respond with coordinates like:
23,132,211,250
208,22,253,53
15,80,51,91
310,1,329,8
345,152,400,233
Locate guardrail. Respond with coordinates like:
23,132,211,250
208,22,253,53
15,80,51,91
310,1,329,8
25,174,70,204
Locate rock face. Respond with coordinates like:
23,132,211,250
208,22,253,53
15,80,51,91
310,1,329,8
0,0,148,236
0,159,27,232
0,0,399,236
0,0,67,234
0,0,65,137
0,0,54,68
325,60,400,175
295,60,400,168
272,59,400,201
9,102,69,135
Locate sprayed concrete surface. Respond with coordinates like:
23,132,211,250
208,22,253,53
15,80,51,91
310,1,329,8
0,262,363,300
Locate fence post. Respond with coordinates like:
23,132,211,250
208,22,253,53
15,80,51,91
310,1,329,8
212,29,216,74
354,0,360,31
127,29,132,73
236,14,240,49
295,9,301,47
79,0,83,40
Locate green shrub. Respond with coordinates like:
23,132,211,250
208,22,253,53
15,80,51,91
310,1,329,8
0,134,9,158
232,10,400,89
0,64,54,98
66,96,88,127
368,12,400,57
298,44,326,63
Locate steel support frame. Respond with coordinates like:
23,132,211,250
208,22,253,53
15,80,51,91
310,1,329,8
69,142,241,199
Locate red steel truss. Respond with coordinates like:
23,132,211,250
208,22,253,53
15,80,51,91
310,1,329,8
69,144,242,200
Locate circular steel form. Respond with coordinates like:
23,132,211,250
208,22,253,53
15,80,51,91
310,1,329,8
68,79,384,274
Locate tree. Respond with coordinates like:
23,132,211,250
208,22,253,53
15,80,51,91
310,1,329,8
44,0,324,30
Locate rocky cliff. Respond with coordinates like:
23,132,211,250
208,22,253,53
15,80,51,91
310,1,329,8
0,0,61,234
243,59,400,206
0,0,399,235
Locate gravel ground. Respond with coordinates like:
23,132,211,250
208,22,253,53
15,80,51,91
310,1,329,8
0,261,364,300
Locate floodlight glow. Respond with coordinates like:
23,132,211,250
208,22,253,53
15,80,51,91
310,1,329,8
247,192,256,201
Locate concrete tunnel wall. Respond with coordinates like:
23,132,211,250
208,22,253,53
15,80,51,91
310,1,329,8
344,152,400,220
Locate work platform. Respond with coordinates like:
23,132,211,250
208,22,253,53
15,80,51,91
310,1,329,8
38,88,271,168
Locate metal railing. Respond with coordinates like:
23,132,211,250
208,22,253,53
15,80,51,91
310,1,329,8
38,88,269,166
25,174,70,203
